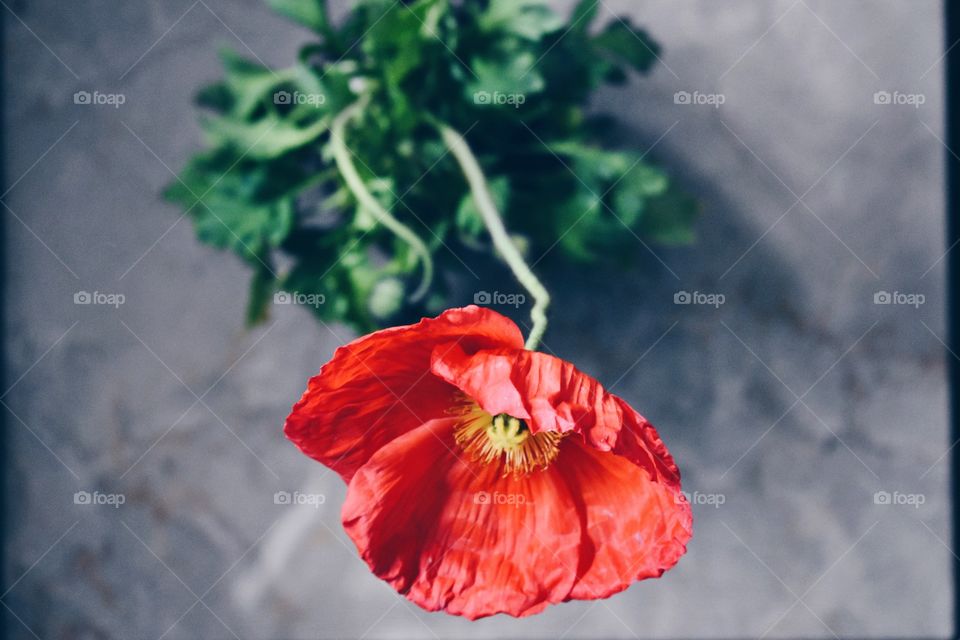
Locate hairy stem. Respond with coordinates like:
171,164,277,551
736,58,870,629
436,122,550,350
329,100,433,301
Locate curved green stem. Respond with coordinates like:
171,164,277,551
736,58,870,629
329,100,433,301
435,122,550,350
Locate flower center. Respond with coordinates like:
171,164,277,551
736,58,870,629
453,407,562,475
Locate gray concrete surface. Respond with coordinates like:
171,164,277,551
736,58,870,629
2,0,950,638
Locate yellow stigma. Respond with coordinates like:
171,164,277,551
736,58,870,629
453,407,562,475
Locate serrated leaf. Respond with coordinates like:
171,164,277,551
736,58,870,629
194,196,294,259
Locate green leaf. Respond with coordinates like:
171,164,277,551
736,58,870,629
593,18,661,74
553,141,662,195
195,82,233,113
611,161,669,226
200,114,327,160
193,193,294,259
219,50,289,118
168,157,297,259
479,0,564,41
267,0,329,33
640,186,699,244
362,0,448,87
165,152,225,209
570,0,599,31
539,142,680,258
555,189,603,261
466,51,545,101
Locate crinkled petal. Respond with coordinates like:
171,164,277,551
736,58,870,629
611,396,682,489
430,345,681,486
285,306,523,482
557,439,692,600
342,417,582,620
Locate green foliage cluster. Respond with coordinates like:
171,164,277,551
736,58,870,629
168,0,697,332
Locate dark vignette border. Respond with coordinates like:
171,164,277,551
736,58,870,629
947,0,959,637
1,0,8,638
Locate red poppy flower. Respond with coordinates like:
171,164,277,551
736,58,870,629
285,305,692,619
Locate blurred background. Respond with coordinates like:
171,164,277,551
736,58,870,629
2,0,950,638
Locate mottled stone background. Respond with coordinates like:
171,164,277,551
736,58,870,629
2,0,950,638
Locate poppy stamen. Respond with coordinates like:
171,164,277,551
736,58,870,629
453,407,562,475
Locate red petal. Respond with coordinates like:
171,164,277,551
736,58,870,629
557,439,692,600
285,306,523,482
342,417,582,620
611,396,683,489
430,345,682,486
